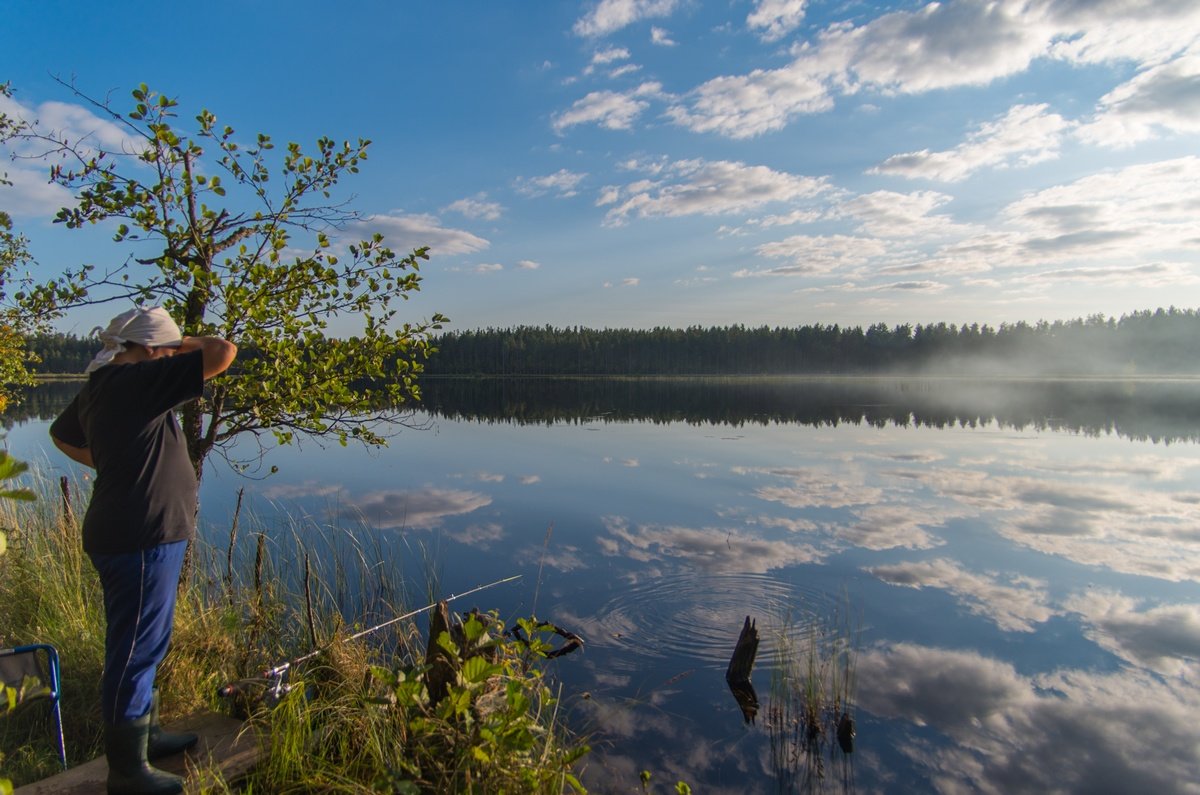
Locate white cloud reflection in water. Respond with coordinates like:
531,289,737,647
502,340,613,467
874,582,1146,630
857,643,1200,795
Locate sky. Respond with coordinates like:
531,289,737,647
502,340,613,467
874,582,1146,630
2,0,1199,335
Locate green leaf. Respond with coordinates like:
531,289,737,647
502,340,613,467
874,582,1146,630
461,656,501,685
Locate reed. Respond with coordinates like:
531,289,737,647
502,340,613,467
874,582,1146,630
765,597,860,793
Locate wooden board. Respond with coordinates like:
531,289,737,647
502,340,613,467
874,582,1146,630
14,712,263,795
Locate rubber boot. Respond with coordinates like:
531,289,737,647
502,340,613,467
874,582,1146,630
147,688,198,759
105,714,184,795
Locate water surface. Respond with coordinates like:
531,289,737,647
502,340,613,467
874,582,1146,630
8,377,1200,793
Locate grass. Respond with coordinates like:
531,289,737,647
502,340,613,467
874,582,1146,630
765,599,860,793
0,469,590,793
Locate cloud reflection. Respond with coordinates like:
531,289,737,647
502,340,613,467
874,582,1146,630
599,515,823,573
1064,591,1200,676
339,488,492,530
857,642,1200,792
866,558,1055,632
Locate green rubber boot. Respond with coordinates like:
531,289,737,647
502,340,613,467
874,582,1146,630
104,714,184,795
147,688,198,760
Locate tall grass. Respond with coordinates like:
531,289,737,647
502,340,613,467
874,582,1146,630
765,599,860,794
0,470,589,793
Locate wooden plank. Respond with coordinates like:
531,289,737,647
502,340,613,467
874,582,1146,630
14,712,263,795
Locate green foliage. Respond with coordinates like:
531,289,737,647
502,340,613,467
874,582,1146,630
0,89,38,405
362,612,588,794
8,79,447,475
0,446,36,792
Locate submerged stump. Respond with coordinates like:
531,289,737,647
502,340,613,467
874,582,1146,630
726,616,760,724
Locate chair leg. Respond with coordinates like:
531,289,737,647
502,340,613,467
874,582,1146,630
52,701,68,770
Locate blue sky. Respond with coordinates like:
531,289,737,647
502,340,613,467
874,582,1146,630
3,0,1199,334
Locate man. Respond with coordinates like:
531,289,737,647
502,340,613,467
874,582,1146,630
50,306,236,795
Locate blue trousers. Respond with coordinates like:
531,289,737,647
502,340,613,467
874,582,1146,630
89,541,187,724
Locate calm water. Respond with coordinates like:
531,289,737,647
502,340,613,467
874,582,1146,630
8,377,1200,793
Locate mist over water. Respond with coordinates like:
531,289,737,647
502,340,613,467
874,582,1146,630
8,376,1200,792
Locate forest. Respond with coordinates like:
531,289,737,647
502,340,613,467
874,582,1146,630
22,307,1200,377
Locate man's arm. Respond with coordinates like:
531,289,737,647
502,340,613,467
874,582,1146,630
178,336,237,380
51,435,95,469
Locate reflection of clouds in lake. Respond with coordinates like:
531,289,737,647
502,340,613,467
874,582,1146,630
904,465,1200,581
474,471,505,483
1025,454,1200,482
445,521,506,549
739,465,884,509
520,544,588,572
598,515,823,573
1064,590,1200,676
571,692,745,794
838,503,949,550
519,474,541,485
757,515,819,533
858,643,1200,792
340,488,491,530
258,480,344,500
866,558,1055,632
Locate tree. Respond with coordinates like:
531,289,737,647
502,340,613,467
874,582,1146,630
0,82,44,410
7,80,447,478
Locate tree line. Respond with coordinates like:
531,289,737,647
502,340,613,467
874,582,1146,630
24,307,1200,377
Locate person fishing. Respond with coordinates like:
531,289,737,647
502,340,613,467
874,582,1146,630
49,306,236,795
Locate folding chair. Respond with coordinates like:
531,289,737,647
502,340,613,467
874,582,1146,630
0,643,67,770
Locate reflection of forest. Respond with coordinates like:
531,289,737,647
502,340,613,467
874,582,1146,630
10,377,1200,445
417,377,1200,445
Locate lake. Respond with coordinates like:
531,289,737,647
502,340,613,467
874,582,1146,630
7,377,1200,793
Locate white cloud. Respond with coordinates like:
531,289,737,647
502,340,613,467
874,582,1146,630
747,0,807,43
516,259,541,270
609,64,643,79
650,26,677,46
574,0,681,38
1077,52,1200,147
0,163,74,218
838,189,969,238
474,263,503,273
742,233,889,276
603,157,829,225
665,59,835,138
872,104,1073,182
1043,0,1200,67
0,92,142,218
553,82,664,133
345,213,489,256
667,0,1200,139
442,194,503,221
1001,156,1200,263
592,46,631,65
621,277,640,287
1021,261,1200,287
515,168,588,198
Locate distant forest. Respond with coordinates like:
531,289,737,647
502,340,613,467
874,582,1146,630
23,307,1200,376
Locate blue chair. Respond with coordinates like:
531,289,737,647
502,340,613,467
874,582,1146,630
0,643,67,770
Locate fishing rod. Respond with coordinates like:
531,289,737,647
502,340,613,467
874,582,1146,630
220,573,523,704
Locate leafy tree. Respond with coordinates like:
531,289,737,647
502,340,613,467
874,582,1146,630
7,79,446,478
0,83,42,410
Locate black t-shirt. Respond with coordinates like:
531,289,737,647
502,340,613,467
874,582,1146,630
50,350,205,554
